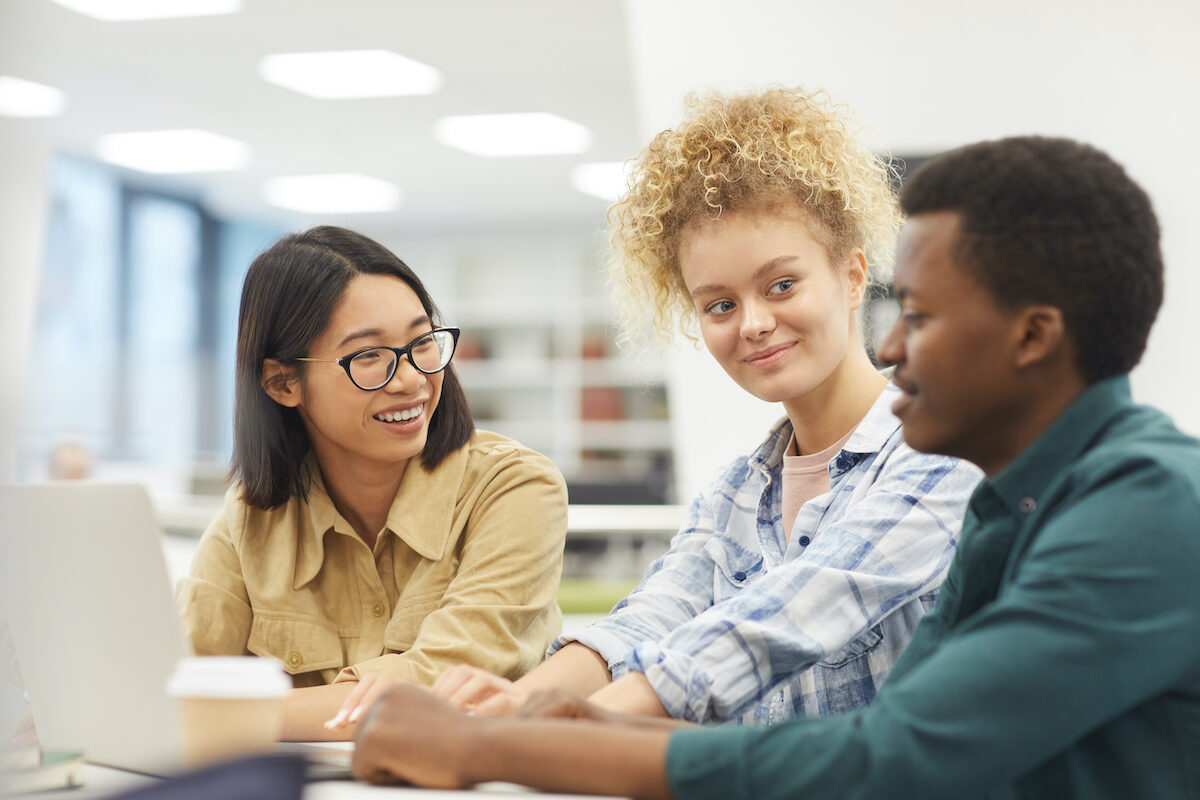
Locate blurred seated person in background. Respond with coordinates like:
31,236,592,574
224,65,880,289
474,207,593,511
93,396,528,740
352,136,1200,799
176,226,567,740
47,440,92,481
344,87,981,730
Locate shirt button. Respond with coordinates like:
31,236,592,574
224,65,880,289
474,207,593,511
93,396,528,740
287,652,303,669
372,602,385,617
1018,497,1037,514
733,571,747,582
798,536,811,546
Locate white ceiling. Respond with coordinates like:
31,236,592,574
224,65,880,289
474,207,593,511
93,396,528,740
0,0,641,239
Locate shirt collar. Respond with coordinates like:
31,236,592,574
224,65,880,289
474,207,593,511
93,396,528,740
293,445,467,589
749,380,901,472
980,375,1133,516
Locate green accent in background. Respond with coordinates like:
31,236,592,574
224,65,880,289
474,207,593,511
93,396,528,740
556,578,639,615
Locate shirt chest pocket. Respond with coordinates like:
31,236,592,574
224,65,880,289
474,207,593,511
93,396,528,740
247,615,344,676
705,539,763,604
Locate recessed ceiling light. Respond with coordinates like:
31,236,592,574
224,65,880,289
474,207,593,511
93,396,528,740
434,113,592,157
259,50,441,99
571,161,632,201
0,76,66,118
263,174,401,214
49,0,241,21
96,129,250,173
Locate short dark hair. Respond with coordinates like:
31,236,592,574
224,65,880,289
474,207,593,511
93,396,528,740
900,136,1163,383
232,225,473,509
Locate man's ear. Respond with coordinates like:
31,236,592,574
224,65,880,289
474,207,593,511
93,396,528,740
261,359,302,408
1012,305,1068,370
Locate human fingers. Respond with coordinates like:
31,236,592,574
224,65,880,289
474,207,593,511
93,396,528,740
472,684,530,717
326,673,392,729
431,664,493,701
347,673,401,724
515,688,609,721
446,673,523,713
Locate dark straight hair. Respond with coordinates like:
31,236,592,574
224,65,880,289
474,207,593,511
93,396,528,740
232,225,474,509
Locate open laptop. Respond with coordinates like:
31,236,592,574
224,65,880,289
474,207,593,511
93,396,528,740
0,482,359,780
0,482,188,775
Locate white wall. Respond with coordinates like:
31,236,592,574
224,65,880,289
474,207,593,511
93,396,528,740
625,0,1200,500
0,123,50,734
0,124,52,483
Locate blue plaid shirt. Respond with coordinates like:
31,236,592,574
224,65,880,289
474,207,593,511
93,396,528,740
553,384,981,725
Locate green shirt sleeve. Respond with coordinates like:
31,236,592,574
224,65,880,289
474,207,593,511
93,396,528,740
667,460,1200,800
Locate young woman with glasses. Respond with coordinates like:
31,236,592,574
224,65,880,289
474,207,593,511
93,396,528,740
177,226,568,740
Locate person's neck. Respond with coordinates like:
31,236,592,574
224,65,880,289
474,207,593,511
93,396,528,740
783,346,887,456
972,370,1089,478
313,452,408,549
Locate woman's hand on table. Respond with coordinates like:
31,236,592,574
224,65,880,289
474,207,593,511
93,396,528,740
519,687,696,731
324,672,403,731
516,688,615,722
432,664,529,716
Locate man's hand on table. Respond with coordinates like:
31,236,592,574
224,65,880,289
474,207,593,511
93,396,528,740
352,683,479,788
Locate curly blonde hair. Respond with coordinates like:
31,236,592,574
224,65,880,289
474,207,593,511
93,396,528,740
607,87,901,341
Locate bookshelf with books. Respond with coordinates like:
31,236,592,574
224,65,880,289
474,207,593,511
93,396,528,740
382,229,674,505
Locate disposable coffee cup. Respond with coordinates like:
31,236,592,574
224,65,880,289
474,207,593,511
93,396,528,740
166,656,291,767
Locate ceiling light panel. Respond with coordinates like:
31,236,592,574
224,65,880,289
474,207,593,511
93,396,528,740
259,50,441,99
571,161,631,201
434,113,592,157
0,76,66,118
263,174,401,214
49,0,241,21
96,129,251,173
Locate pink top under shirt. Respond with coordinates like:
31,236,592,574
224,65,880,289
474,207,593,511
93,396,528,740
781,427,857,540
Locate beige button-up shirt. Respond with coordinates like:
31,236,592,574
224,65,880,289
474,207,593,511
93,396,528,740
177,430,567,688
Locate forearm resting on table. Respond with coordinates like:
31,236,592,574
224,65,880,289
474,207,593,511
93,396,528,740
522,645,671,720
588,672,671,718
515,641,614,697
356,705,675,800
470,718,673,799
282,682,358,741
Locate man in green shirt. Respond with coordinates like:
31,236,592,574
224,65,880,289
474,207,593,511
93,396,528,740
351,136,1200,798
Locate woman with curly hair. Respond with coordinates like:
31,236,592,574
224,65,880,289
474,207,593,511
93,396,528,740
353,132,1199,800
341,87,981,728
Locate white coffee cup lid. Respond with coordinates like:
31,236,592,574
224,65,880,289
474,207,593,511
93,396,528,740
166,656,291,699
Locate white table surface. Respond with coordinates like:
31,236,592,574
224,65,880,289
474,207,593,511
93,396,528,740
30,762,623,799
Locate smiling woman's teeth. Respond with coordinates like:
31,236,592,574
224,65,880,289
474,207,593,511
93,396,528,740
375,404,423,423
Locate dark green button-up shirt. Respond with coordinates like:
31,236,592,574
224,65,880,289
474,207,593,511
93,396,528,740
668,376,1200,799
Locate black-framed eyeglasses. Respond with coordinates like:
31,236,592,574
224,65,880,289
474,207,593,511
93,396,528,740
296,327,460,391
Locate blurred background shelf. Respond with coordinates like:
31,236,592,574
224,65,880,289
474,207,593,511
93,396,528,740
406,230,675,504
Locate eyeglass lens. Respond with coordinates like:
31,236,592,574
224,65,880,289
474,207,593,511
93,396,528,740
348,329,455,389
